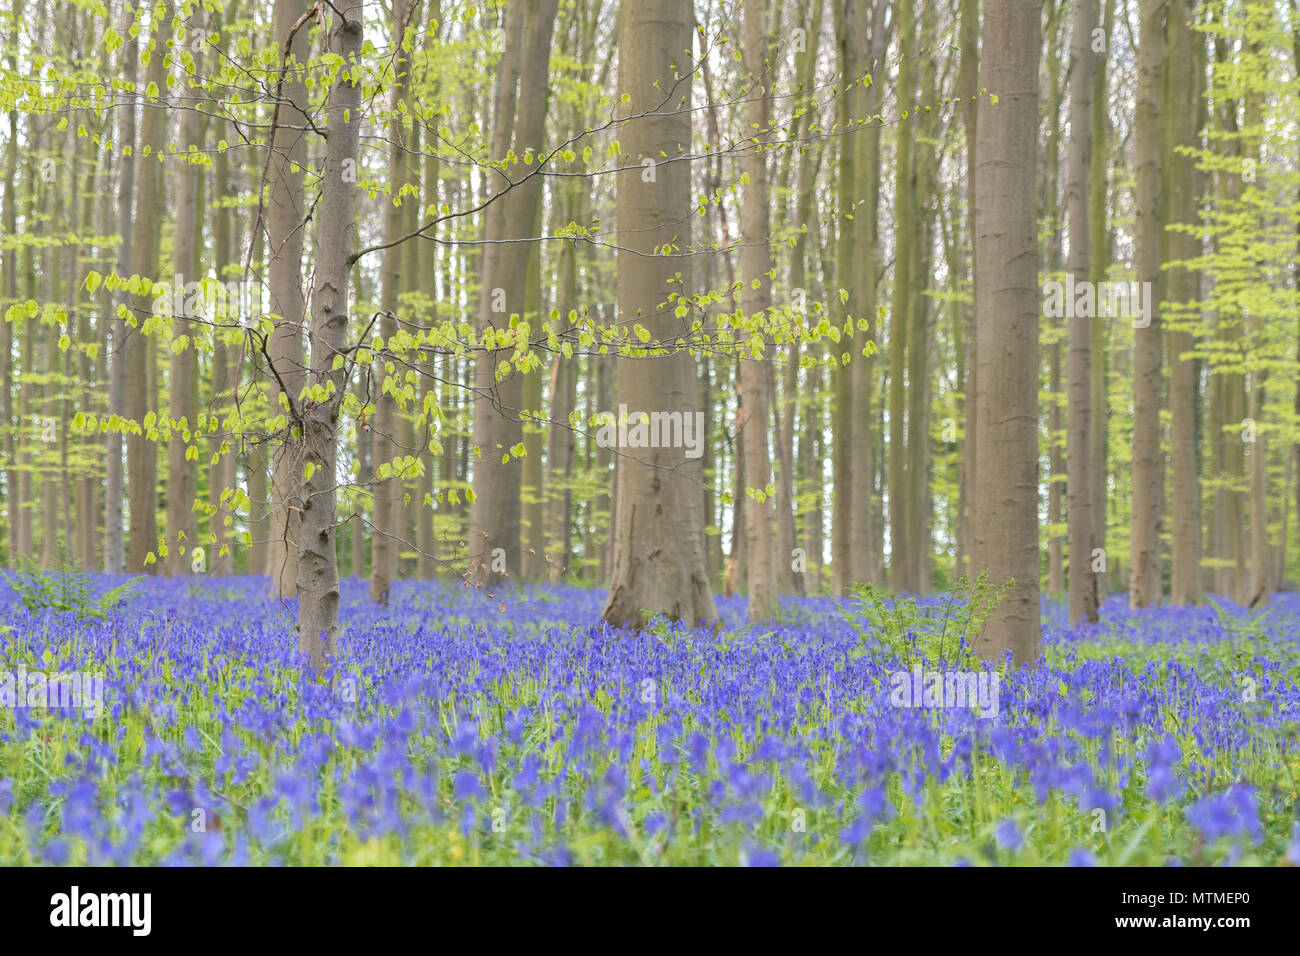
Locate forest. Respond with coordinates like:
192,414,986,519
0,0,1298,874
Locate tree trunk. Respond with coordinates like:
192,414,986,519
601,0,718,628
781,0,823,596
1088,0,1113,596
888,0,914,594
39,122,64,568
266,0,311,596
370,0,414,604
545,162,581,584
416,97,441,580
466,0,557,587
851,0,887,590
971,0,1042,664
1243,80,1268,607
958,0,979,583
126,1,170,574
1167,0,1202,606
1129,0,1164,609
521,238,546,582
165,18,204,576
297,0,362,675
738,0,778,622
907,0,936,593
1043,5,1064,599
1066,0,1100,624
208,119,238,576
1,1,21,566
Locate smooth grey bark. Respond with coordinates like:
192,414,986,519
126,1,170,574
738,0,778,621
829,0,856,596
370,0,414,604
849,0,887,590
1167,0,1202,606
266,0,311,596
957,0,978,580
208,141,237,576
601,0,718,628
1044,7,1064,599
1,0,21,566
1066,0,1100,624
297,0,362,674
906,0,937,593
466,0,557,588
971,0,1042,664
165,15,204,576
888,0,914,594
1088,0,1113,594
1129,0,1164,609
544,153,582,584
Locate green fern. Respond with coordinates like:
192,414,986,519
838,573,1011,670
1,554,142,622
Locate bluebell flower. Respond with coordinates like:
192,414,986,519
1068,847,1097,867
995,818,1023,852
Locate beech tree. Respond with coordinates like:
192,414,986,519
1129,0,1163,610
971,0,1042,663
1065,0,1100,625
601,0,717,628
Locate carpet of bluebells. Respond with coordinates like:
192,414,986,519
1,574,1299,866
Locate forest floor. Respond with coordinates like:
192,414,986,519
0,574,1297,865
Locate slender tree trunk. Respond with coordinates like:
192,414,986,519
298,0,362,674
1243,78,1268,606
724,371,747,597
1,1,21,566
1167,0,1202,606
1212,51,1246,609
781,0,822,597
958,0,979,582
126,1,170,574
370,0,414,604
972,0,1042,664
351,364,368,578
850,0,887,590
1043,5,1065,599
602,0,718,628
15,116,39,563
467,0,557,587
39,121,65,568
907,0,935,593
416,91,441,580
800,363,823,590
888,0,914,594
266,0,310,595
738,0,779,622
208,115,238,576
545,161,580,584
165,18,204,576
1066,0,1100,624
246,185,270,578
465,0,524,587
1129,0,1164,609
1088,0,1113,596
521,238,546,582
